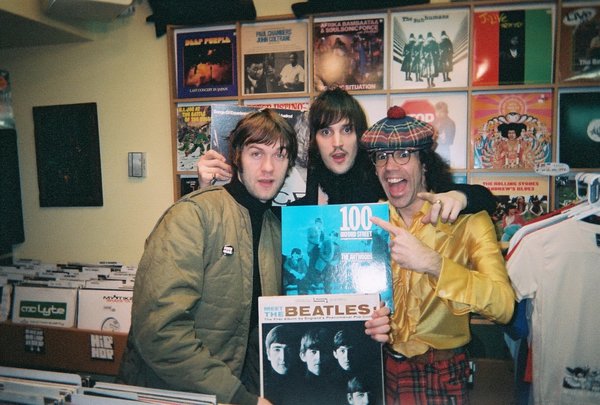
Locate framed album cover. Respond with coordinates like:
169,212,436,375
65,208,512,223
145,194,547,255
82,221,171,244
313,15,386,92
472,5,554,86
471,173,549,242
558,89,600,169
241,20,308,95
471,90,553,169
558,4,600,82
391,8,470,89
391,92,468,169
174,26,238,99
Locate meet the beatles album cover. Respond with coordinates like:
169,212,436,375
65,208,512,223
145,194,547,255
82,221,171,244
259,293,384,405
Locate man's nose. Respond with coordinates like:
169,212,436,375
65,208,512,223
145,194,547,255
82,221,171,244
333,131,343,147
384,153,397,168
261,156,274,172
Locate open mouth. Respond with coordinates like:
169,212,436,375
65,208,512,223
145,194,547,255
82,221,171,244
258,179,274,187
386,177,408,196
331,152,346,163
387,177,406,184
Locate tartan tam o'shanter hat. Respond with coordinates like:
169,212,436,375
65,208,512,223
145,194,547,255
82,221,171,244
361,106,434,151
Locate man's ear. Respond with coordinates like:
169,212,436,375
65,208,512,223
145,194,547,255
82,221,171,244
299,351,306,362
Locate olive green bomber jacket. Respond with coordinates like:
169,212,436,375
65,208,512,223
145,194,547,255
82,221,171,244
118,187,282,404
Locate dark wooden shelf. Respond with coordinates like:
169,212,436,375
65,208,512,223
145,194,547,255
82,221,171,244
0,321,127,377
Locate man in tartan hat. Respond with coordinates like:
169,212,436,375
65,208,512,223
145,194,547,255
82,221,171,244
363,106,516,405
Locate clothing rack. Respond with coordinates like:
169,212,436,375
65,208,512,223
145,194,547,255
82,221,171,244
569,172,600,221
506,172,600,405
575,172,600,205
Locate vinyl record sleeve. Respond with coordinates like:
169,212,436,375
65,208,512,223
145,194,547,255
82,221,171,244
472,6,554,86
281,203,392,310
174,27,238,99
558,4,600,82
259,293,384,405
391,8,469,89
558,90,600,168
313,16,386,92
471,91,553,169
241,21,308,95
209,104,310,205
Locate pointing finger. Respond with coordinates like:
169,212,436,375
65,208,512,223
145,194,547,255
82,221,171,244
370,216,401,237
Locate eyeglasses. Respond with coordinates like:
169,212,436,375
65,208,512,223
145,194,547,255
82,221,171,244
369,149,421,167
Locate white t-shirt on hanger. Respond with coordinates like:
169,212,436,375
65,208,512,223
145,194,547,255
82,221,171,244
508,219,600,405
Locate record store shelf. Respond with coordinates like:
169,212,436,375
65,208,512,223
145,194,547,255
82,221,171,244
0,322,127,377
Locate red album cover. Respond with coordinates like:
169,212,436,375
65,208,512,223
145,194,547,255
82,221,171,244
472,6,554,86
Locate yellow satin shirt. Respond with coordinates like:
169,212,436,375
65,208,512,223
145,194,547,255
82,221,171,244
388,202,516,358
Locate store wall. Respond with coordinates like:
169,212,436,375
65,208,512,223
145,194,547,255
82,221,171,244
0,0,295,266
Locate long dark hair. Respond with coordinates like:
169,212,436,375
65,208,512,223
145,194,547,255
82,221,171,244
304,87,384,203
419,149,454,193
308,87,368,174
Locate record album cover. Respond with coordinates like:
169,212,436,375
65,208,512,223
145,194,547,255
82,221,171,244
259,293,384,405
281,203,392,310
210,104,310,205
241,21,308,95
391,92,468,169
471,173,549,242
558,5,600,82
558,90,600,168
391,8,469,89
176,103,211,172
472,6,554,86
174,27,237,99
471,91,553,169
313,16,385,91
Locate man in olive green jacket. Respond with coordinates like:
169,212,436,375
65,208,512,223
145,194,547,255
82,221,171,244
119,109,297,405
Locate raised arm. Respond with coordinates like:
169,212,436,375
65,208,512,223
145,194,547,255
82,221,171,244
418,184,496,225
196,149,233,188
446,183,496,215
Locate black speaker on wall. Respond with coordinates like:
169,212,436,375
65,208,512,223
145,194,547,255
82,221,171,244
147,0,257,37
291,0,429,18
0,128,25,255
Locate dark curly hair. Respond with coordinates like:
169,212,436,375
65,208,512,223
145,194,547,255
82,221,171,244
418,149,454,193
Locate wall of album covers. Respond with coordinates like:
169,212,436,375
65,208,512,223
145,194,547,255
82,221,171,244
167,0,600,239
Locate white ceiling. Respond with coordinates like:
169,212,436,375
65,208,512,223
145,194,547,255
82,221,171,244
0,9,92,48
0,0,134,49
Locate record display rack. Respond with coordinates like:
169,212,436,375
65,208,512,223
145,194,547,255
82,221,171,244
0,321,127,377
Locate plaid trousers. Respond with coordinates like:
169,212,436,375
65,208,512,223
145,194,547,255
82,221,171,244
384,349,472,405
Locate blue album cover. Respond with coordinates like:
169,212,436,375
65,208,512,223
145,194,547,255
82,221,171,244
281,203,393,310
